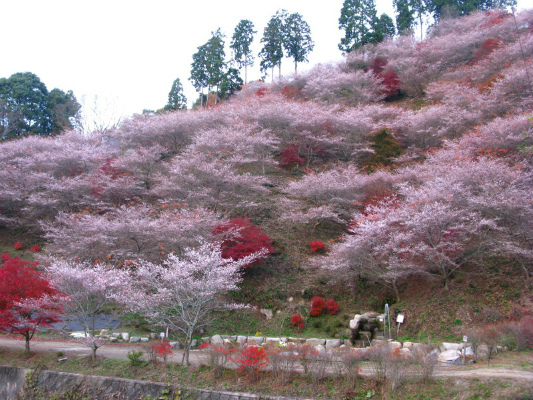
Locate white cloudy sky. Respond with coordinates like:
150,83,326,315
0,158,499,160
1,0,529,122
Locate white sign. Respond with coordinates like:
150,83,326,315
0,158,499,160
463,335,468,342
396,314,405,324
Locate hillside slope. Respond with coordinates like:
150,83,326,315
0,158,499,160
1,9,532,340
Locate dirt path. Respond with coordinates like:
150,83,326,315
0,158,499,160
2,337,533,381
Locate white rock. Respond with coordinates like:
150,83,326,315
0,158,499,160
236,336,247,346
247,336,265,345
306,338,326,346
314,344,327,354
403,341,414,349
129,337,140,343
349,319,361,330
121,332,129,341
265,337,282,344
140,337,149,342
211,335,224,346
438,349,461,363
260,309,273,320
439,342,464,352
325,339,341,350
399,348,411,357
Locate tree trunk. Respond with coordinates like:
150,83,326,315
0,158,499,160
295,60,298,75
419,14,424,41
25,335,31,354
392,281,400,302
245,65,248,85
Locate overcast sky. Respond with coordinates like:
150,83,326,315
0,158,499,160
1,0,529,123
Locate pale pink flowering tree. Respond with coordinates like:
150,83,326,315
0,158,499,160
111,107,229,155
46,260,132,361
187,125,280,173
317,199,410,300
299,64,386,105
42,204,219,263
125,241,264,365
283,166,396,221
153,155,270,214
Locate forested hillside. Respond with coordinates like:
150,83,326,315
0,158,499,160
1,9,532,339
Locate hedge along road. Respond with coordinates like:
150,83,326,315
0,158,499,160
1,336,533,381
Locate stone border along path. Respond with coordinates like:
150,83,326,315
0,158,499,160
1,336,532,382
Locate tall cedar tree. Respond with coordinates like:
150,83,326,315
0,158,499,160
164,78,187,111
230,20,257,84
283,12,315,75
394,0,416,33
260,10,287,80
338,0,378,52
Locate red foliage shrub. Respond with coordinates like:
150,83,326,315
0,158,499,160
509,305,531,321
290,314,303,327
370,58,388,75
310,296,326,317
326,298,340,315
200,343,235,373
281,85,302,99
230,345,268,378
30,245,40,253
483,10,510,27
255,88,268,97
153,340,173,357
1,253,10,262
309,240,327,253
13,242,22,250
370,58,401,98
279,146,305,170
213,217,273,269
472,38,502,64
380,69,401,97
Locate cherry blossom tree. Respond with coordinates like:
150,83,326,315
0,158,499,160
42,204,220,263
0,255,62,353
46,260,132,360
317,199,409,300
186,125,280,173
153,155,270,214
125,241,262,365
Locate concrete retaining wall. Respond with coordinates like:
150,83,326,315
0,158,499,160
0,365,310,400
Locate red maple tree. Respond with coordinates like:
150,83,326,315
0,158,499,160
0,254,62,353
214,217,273,269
